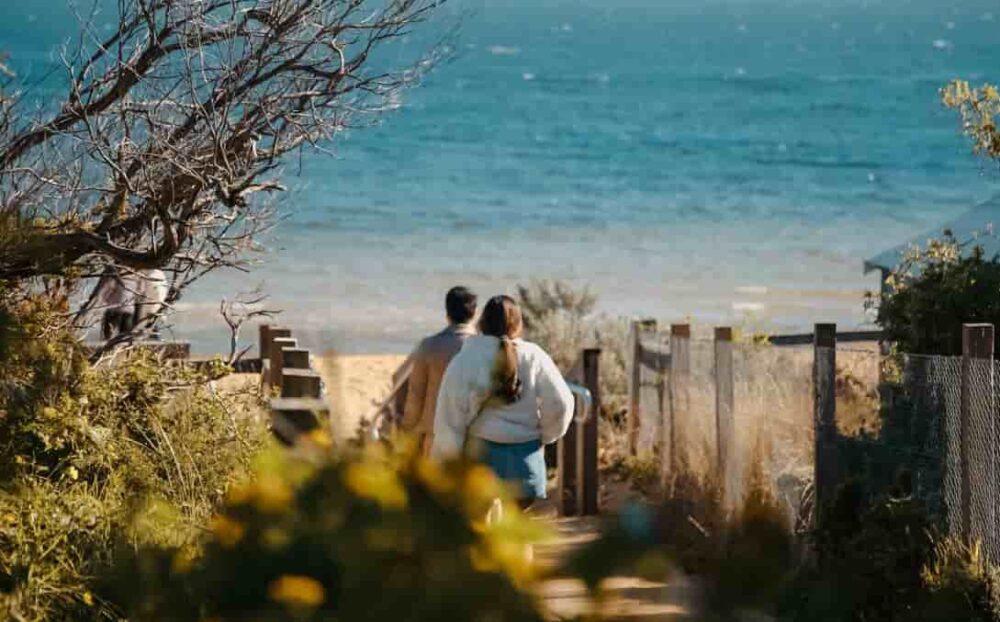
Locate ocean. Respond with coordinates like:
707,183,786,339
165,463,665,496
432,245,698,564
2,0,999,353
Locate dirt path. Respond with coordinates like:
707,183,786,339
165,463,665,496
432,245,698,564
309,353,704,619
535,516,702,621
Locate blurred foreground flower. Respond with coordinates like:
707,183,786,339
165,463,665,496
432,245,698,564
269,575,325,609
106,438,549,621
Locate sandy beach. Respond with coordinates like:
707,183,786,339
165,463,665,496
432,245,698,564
313,352,409,441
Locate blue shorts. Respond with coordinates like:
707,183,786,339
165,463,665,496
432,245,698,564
480,438,547,501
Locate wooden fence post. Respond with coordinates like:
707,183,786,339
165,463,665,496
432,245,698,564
666,324,690,481
715,327,736,507
264,328,292,385
629,321,642,456
629,319,658,458
270,336,297,394
961,323,994,544
558,416,579,516
259,324,271,359
814,323,837,529
582,348,601,516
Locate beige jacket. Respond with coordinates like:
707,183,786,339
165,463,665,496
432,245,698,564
400,323,475,435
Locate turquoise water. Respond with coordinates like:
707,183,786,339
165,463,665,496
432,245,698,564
3,1,999,352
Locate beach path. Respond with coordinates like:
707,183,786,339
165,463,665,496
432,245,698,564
315,352,702,619
535,514,702,621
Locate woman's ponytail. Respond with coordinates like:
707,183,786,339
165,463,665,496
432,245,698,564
492,336,523,404
479,295,525,405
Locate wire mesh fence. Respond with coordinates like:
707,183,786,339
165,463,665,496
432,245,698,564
628,323,1000,564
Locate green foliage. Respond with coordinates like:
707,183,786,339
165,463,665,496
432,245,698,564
867,234,1000,356
0,284,267,620
781,491,1000,622
921,537,1000,621
779,490,937,622
107,443,549,622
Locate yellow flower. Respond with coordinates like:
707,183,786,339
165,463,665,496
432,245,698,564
303,428,333,449
268,575,325,609
210,515,246,548
226,482,252,506
469,543,499,573
414,459,455,496
82,592,94,606
486,537,535,584
65,466,79,481
463,465,502,515
253,475,294,514
343,461,408,510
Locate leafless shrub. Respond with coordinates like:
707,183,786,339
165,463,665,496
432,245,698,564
517,279,597,331
219,288,279,365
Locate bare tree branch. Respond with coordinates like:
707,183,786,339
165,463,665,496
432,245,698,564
220,288,279,365
0,0,449,304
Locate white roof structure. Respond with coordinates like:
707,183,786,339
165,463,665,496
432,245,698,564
864,195,1000,274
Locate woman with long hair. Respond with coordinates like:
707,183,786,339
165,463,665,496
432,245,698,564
432,295,575,507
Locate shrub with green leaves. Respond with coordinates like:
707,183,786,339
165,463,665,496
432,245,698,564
921,536,1000,621
0,283,267,620
106,442,549,622
868,234,1000,356
779,491,937,622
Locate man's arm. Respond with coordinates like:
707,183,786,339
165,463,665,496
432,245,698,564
400,348,428,432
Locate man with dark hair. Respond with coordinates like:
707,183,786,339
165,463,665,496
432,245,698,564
400,286,478,455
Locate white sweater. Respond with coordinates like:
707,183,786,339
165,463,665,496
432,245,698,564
431,335,575,459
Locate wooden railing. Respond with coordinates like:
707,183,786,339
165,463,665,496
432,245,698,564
258,324,329,445
557,348,601,517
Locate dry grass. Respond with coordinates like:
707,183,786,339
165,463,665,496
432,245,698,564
630,336,882,529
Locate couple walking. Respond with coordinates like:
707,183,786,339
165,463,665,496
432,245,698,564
401,287,575,507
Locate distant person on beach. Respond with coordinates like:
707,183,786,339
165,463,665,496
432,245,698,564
432,295,574,508
84,266,169,340
400,286,478,455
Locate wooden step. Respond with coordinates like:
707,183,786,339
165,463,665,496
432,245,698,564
269,397,329,445
280,368,322,398
281,348,311,369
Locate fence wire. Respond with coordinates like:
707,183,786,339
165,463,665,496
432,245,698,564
733,344,814,523
630,331,1000,564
